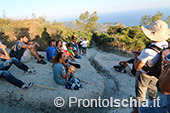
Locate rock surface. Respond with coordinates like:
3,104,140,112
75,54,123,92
0,48,136,113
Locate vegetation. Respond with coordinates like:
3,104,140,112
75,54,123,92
93,11,170,52
0,11,170,53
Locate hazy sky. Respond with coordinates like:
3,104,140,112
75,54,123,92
0,0,170,25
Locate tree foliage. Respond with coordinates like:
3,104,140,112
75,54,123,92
76,11,99,32
140,11,164,25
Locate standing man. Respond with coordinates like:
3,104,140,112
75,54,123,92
134,20,170,102
78,36,83,55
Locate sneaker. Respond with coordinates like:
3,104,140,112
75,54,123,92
37,60,47,64
70,59,77,63
22,82,34,89
24,69,37,75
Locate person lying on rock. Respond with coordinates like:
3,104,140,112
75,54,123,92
0,43,35,89
10,34,46,64
118,58,136,76
52,52,81,90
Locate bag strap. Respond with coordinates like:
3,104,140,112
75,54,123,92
142,45,163,72
15,41,19,52
147,45,163,54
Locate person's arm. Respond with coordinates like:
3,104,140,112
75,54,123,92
0,44,10,60
22,42,38,49
62,66,71,79
134,56,145,71
28,41,40,47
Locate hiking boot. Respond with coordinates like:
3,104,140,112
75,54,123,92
24,69,37,75
22,82,34,89
37,60,47,64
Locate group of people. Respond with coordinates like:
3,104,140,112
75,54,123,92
0,33,88,90
117,20,170,112
46,35,88,89
1,19,170,112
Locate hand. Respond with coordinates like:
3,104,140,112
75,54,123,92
34,42,39,47
163,59,170,66
67,66,71,73
119,61,128,67
36,43,40,47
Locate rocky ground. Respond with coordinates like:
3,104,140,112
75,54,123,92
0,47,136,113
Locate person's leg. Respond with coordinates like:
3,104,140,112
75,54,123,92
148,76,158,100
84,47,87,55
0,71,24,88
29,46,46,64
82,47,85,55
10,57,29,71
135,71,150,101
29,46,41,61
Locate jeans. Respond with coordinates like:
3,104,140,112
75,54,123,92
0,57,29,71
82,47,87,54
139,95,170,113
0,57,29,88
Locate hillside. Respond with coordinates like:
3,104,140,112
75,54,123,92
63,21,126,32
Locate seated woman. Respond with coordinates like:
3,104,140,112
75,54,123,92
56,40,76,62
52,52,81,90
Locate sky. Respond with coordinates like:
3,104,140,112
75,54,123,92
0,0,170,26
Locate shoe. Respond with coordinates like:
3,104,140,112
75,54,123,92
37,60,47,64
70,59,77,63
22,82,34,89
24,69,37,75
39,55,44,59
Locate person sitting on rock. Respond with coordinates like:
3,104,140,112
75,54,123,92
10,34,46,64
52,52,81,90
46,39,58,63
0,43,35,89
56,40,77,62
68,43,75,57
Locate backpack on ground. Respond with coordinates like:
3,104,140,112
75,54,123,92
142,44,170,78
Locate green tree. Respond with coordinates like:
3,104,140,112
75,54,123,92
76,11,99,32
140,11,164,25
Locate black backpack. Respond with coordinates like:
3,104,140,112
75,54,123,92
9,42,26,61
142,44,170,78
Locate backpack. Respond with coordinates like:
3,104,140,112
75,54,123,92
142,44,170,78
64,76,82,90
9,42,26,61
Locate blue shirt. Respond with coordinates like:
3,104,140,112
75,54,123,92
46,46,58,61
53,63,66,85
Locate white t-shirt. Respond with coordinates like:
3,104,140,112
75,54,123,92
81,40,88,47
138,40,169,73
